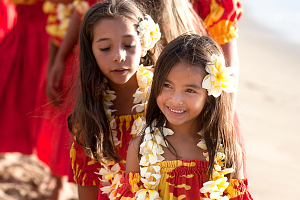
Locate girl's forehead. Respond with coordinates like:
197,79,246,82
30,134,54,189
167,62,206,80
94,17,136,31
93,18,139,42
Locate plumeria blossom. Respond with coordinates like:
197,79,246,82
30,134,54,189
197,139,207,150
202,54,237,98
137,15,161,51
200,177,229,197
95,163,121,182
100,173,122,194
136,188,161,200
140,152,164,166
196,133,234,199
97,65,153,200
72,0,89,16
131,117,146,135
56,3,74,35
132,102,148,113
132,65,153,112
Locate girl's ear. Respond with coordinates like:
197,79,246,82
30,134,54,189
141,49,147,57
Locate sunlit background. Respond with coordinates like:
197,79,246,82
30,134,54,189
237,0,300,199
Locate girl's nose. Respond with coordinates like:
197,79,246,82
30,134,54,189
113,48,126,62
169,92,183,105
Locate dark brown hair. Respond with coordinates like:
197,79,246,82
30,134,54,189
68,0,149,164
143,34,239,179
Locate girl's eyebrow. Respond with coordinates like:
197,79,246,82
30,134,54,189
96,38,109,43
165,79,201,89
96,34,136,43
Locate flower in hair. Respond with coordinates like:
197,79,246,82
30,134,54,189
202,54,237,98
137,15,161,51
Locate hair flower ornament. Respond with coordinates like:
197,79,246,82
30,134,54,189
137,14,161,51
202,54,237,98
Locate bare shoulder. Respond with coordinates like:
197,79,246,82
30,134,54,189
125,136,142,173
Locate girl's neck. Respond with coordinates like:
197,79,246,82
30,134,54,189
108,75,138,93
166,120,200,138
108,75,139,116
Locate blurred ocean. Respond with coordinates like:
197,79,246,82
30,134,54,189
242,0,300,45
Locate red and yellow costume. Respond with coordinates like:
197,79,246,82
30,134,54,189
70,1,244,199
71,113,145,186
191,0,242,45
35,0,79,177
114,160,252,200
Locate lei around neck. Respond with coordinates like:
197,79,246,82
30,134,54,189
136,127,235,200
136,54,237,200
96,65,153,199
96,14,161,199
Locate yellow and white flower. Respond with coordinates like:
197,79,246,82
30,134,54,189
100,173,122,194
137,15,161,51
73,0,89,16
136,188,161,200
202,54,237,98
131,116,146,135
95,163,121,182
97,64,154,199
56,3,74,36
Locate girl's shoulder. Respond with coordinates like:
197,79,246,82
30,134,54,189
125,136,142,173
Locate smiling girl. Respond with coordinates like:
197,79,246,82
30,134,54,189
115,34,252,200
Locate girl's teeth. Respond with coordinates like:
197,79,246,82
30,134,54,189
169,108,184,113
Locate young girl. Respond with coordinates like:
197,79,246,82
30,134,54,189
67,0,161,199
114,34,252,200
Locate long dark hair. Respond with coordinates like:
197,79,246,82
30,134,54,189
68,0,150,165
142,34,239,179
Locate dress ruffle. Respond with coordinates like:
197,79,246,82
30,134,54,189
114,160,252,200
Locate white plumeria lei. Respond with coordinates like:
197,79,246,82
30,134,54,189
57,0,89,36
137,14,161,51
197,131,235,200
136,125,173,200
136,128,234,200
95,65,153,199
202,54,237,98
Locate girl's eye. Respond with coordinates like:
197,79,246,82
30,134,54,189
163,83,172,89
100,47,111,51
186,89,196,93
124,44,135,49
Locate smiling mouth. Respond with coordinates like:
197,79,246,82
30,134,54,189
167,106,186,114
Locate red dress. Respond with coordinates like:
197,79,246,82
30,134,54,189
71,113,145,199
0,1,49,154
114,160,253,200
35,0,77,176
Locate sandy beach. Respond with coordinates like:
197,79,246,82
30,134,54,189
236,10,300,200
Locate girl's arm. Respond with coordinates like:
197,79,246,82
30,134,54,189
78,185,99,200
220,38,239,80
232,143,245,180
126,137,141,173
46,9,81,106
